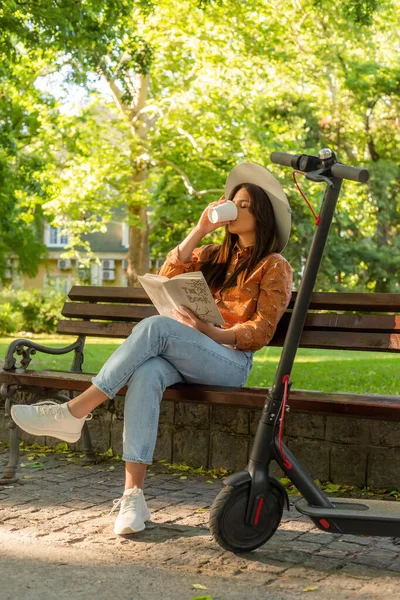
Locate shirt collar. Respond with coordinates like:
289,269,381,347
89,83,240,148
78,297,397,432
233,239,254,258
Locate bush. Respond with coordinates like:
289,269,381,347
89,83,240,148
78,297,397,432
0,289,65,335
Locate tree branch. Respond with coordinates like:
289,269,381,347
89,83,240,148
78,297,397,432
109,52,131,83
131,104,163,126
98,67,131,124
177,127,199,151
152,159,223,197
129,73,150,122
366,99,380,161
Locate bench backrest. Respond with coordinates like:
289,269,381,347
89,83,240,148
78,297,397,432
57,286,400,353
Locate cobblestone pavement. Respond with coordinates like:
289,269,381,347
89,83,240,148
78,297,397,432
1,447,400,600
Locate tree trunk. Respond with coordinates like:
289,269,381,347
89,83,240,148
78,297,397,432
127,202,149,288
127,73,150,288
365,105,390,293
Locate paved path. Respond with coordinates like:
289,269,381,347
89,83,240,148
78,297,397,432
1,446,400,600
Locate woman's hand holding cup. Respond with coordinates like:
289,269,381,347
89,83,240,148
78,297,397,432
196,196,237,236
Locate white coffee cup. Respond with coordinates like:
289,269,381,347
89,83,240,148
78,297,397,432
208,200,238,224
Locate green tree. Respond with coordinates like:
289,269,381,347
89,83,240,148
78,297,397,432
0,54,57,281
1,0,399,293
0,0,154,282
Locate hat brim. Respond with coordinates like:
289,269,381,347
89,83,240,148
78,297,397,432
225,162,291,253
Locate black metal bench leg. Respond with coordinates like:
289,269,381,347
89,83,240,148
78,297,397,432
0,387,19,485
67,390,97,465
81,421,97,464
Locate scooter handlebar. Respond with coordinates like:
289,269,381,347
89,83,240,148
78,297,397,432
331,163,369,183
270,151,369,183
270,152,301,168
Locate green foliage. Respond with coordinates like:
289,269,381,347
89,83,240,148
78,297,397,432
0,0,155,78
0,289,65,334
0,0,154,279
341,0,379,25
0,57,52,281
0,0,399,291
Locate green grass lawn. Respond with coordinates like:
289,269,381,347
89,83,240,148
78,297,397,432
0,334,398,395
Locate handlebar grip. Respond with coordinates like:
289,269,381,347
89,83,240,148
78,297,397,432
331,163,369,183
271,151,370,183
270,152,301,168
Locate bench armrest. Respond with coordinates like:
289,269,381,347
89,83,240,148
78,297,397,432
4,337,86,372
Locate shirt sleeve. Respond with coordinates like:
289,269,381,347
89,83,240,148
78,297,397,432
230,256,293,352
157,243,220,278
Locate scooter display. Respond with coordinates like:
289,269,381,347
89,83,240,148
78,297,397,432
209,148,400,553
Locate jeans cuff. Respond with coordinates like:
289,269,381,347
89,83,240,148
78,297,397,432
122,454,153,465
91,377,114,399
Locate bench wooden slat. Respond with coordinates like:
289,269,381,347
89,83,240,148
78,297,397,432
272,330,400,352
2,368,400,420
67,285,400,312
68,286,153,304
57,320,135,337
281,313,400,333
56,319,400,351
299,292,400,312
62,302,157,321
60,304,400,334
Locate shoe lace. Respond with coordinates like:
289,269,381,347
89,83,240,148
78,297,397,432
109,490,140,516
32,400,93,422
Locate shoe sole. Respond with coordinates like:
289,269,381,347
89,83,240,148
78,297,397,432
10,408,81,443
113,512,151,535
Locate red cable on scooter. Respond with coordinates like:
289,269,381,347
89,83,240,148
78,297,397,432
279,374,292,470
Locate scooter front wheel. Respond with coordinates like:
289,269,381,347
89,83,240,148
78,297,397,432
209,482,283,553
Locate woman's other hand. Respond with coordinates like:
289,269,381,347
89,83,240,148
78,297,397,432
172,305,218,339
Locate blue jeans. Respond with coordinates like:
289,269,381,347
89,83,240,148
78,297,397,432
91,315,254,465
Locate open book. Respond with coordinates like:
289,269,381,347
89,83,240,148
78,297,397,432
137,271,226,325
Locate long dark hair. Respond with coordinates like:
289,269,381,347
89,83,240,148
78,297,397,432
199,183,279,293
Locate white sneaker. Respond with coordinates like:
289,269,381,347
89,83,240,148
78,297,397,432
111,487,151,535
10,401,92,443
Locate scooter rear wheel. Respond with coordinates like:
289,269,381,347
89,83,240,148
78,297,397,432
209,482,283,553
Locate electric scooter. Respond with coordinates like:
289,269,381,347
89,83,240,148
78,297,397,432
209,148,400,553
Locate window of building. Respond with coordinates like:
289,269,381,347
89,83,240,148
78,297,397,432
45,224,70,247
122,223,129,248
44,274,72,294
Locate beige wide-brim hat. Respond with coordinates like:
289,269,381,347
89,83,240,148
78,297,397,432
225,162,292,253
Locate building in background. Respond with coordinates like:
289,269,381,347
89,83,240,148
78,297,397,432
2,219,165,292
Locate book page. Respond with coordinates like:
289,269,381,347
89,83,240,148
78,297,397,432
137,275,175,319
140,274,169,282
164,271,225,325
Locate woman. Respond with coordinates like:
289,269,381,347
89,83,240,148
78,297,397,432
11,162,293,536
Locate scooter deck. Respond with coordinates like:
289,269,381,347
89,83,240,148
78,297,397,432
295,496,400,536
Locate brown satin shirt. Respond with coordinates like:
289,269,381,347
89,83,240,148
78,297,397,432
157,239,293,353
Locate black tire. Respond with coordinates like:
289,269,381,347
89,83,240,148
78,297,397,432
209,482,283,553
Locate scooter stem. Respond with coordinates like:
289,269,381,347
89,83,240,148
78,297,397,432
243,172,343,523
269,171,342,402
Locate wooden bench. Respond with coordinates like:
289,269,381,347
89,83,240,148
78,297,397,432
1,285,400,484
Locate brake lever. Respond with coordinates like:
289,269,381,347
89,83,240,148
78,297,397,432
305,169,335,187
